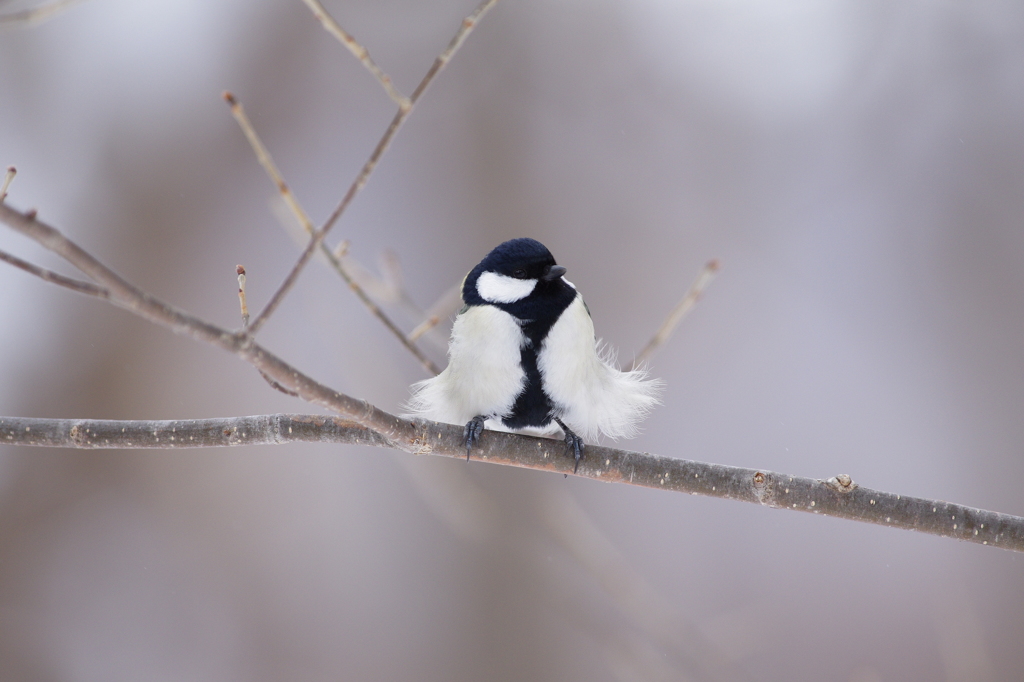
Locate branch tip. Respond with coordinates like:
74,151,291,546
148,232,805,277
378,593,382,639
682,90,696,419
0,166,15,201
237,265,249,328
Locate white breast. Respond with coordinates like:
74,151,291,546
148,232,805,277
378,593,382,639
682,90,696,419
405,305,526,426
538,296,662,441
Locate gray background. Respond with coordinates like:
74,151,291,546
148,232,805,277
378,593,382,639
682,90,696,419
1,0,1022,680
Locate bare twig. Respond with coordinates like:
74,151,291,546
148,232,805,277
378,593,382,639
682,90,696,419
0,166,15,201
0,247,109,299
2,413,1022,553
0,0,85,26
247,0,501,336
236,264,249,328
223,91,440,374
233,262,296,395
223,92,316,236
408,315,441,342
300,0,411,111
626,259,719,372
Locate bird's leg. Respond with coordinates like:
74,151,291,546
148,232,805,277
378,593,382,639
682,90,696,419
554,417,584,474
464,415,487,461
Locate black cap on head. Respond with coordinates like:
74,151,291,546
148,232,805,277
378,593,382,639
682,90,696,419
477,238,556,278
462,238,572,310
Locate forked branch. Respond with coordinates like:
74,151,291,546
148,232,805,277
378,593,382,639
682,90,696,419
247,0,501,335
223,91,440,374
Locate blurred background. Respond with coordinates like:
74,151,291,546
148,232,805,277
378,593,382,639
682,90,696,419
1,0,1023,679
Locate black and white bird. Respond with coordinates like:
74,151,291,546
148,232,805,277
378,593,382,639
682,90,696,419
406,238,661,473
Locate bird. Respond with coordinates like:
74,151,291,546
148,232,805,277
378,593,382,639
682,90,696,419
405,238,661,474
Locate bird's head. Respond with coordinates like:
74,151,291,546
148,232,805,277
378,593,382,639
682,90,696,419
463,238,570,311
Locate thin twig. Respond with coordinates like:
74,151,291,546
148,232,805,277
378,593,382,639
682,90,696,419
0,166,15,201
223,92,315,235
0,0,85,26
2,413,1022,554
236,264,249,328
223,91,440,374
411,0,500,101
247,0,501,336
0,247,109,299
626,259,719,372
408,315,440,342
300,0,411,111
234,262,294,395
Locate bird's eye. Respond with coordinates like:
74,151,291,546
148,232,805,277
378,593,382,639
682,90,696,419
512,269,527,279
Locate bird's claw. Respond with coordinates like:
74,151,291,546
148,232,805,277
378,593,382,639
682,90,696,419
554,418,584,475
565,432,584,474
464,415,487,461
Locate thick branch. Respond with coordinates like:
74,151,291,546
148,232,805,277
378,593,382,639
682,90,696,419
2,414,1022,553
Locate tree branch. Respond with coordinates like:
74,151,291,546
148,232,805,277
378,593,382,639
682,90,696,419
246,0,501,335
0,201,412,443
0,165,15,200
2,414,1022,553
222,91,440,374
300,0,411,111
0,247,109,299
2,203,1022,553
627,259,719,372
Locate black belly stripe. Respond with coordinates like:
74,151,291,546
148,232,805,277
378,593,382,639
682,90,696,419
500,295,576,430
502,344,553,429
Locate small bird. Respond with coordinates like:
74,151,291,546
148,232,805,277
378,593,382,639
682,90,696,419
406,238,661,473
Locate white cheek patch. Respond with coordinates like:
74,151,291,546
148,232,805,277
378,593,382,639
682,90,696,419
476,271,537,303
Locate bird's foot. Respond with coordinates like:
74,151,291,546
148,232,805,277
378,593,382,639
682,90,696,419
464,415,487,461
554,418,584,475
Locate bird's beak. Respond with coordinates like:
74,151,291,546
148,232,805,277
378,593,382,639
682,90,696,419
543,265,567,281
